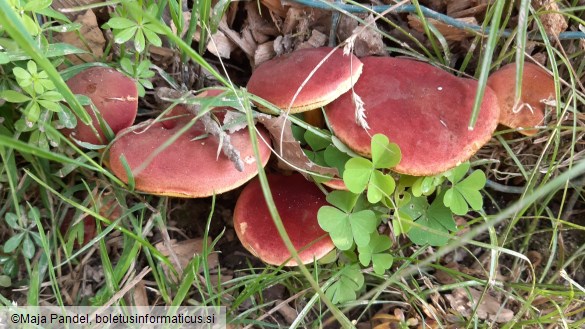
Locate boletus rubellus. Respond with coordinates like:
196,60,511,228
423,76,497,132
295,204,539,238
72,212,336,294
64,66,138,145
487,62,555,136
247,47,363,127
107,104,271,197
325,56,501,176
233,174,335,266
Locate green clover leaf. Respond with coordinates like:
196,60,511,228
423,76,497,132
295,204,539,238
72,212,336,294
342,134,400,203
318,191,378,250
325,264,364,304
443,162,487,215
358,233,393,275
400,193,456,246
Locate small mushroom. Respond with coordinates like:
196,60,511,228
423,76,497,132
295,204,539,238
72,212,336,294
247,47,363,126
63,66,138,145
487,62,555,136
233,173,335,266
325,56,500,176
107,106,271,197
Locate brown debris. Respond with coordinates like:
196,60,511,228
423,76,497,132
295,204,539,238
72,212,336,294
254,41,276,66
208,30,237,59
257,115,338,179
297,29,328,50
408,15,478,42
338,14,386,57
532,0,568,38
155,238,219,279
446,0,489,19
54,10,105,64
445,288,515,323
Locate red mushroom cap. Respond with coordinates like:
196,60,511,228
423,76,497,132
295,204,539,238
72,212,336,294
64,66,138,145
108,113,272,197
247,47,363,113
325,56,500,176
487,62,555,136
233,174,335,266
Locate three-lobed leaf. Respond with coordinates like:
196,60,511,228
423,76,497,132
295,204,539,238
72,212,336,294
325,264,364,304
443,163,486,215
401,194,456,246
358,233,393,275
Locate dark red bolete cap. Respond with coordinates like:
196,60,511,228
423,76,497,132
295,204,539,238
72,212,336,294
64,66,138,145
325,56,500,176
233,174,335,266
487,62,555,136
108,112,271,197
247,47,363,113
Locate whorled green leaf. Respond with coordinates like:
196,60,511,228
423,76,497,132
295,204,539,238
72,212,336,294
106,17,136,29
3,232,24,253
0,90,31,103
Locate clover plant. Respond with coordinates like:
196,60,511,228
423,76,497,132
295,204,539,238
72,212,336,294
311,133,487,303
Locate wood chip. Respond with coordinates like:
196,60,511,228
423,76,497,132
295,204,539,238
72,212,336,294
254,41,276,66
297,29,328,50
219,20,257,59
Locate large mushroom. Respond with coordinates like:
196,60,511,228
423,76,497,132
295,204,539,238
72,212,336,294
233,174,335,266
108,101,271,197
247,47,363,126
487,62,555,136
325,56,501,176
64,66,138,145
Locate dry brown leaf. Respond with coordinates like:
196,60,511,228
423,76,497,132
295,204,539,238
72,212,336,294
155,238,219,279
532,0,568,37
54,10,105,64
246,1,279,44
219,20,257,59
208,30,237,59
408,15,478,42
257,115,338,179
445,288,514,323
260,0,289,18
131,280,150,306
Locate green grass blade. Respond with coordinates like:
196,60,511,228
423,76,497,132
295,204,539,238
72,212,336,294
468,0,507,129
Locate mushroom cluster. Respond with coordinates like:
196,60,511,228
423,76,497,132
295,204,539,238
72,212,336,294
237,47,555,265
65,49,556,267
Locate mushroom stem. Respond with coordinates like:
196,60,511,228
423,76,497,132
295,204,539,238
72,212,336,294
303,108,325,128
156,87,244,171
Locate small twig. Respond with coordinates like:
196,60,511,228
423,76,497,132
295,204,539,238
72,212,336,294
155,87,245,172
